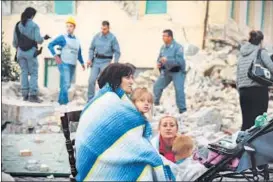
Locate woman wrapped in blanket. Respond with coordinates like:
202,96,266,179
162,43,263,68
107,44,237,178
75,63,174,181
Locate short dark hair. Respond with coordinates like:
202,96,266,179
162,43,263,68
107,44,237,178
124,63,136,72
102,20,110,27
98,63,135,91
249,30,264,45
270,54,273,61
163,29,173,38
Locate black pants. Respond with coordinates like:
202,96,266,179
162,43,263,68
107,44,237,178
239,86,269,131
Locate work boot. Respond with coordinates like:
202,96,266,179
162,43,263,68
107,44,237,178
29,95,43,103
23,95,28,101
179,109,187,114
154,102,160,106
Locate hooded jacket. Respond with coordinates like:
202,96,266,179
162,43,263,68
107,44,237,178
236,42,273,89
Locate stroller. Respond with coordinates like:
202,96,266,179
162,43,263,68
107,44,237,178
194,117,273,182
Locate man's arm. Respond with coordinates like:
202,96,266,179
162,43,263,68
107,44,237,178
12,25,18,48
164,45,185,70
88,35,96,61
78,46,84,65
261,49,273,74
33,25,44,44
112,36,120,63
157,46,163,63
47,35,66,56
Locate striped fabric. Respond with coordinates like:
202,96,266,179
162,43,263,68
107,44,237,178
75,84,174,181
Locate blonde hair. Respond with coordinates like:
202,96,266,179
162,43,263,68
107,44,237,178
172,135,194,156
131,87,153,104
158,116,178,129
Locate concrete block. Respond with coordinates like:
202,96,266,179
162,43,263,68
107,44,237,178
2,99,55,126
40,164,49,172
20,149,32,157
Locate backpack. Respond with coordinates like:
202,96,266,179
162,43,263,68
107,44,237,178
15,21,37,51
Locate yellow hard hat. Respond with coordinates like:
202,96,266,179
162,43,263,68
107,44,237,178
66,17,76,26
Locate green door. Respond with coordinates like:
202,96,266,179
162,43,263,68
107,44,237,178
145,0,167,14
44,58,59,89
54,0,75,15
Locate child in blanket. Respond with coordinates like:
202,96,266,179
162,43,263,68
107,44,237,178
131,87,153,116
172,135,207,181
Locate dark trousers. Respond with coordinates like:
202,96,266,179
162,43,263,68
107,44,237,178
239,86,269,131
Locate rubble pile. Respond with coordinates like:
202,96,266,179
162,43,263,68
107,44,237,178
133,27,273,146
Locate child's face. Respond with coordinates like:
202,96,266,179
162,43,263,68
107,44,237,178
135,95,152,114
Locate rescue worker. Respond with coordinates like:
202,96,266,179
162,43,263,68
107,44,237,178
12,7,50,103
87,20,121,101
153,29,187,114
48,17,85,105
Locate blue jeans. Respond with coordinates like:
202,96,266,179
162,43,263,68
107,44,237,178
87,61,110,101
17,48,38,97
58,62,76,105
153,71,186,111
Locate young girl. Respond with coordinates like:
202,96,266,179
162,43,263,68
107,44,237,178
131,87,153,116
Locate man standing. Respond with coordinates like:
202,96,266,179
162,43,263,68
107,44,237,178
153,29,186,113
48,17,85,105
87,21,121,101
13,7,50,103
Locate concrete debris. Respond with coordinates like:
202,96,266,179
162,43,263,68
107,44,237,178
20,149,32,157
34,136,44,144
27,160,39,165
208,19,250,50
40,164,50,172
187,107,222,132
48,125,61,133
184,44,199,56
25,163,39,171
47,175,54,179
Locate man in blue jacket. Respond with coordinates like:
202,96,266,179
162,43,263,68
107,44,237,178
153,29,187,114
48,17,85,105
86,21,121,101
13,7,50,103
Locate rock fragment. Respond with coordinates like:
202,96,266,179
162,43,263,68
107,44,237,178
20,149,32,157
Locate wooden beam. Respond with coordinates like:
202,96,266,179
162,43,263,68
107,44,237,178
202,0,210,49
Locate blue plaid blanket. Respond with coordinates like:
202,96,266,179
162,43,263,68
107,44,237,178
75,84,174,181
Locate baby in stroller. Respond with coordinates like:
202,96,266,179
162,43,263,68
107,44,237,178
193,117,273,182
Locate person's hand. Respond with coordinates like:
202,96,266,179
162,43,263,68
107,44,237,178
160,57,167,64
81,64,86,71
157,62,162,68
87,60,92,68
54,55,62,64
44,34,51,40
